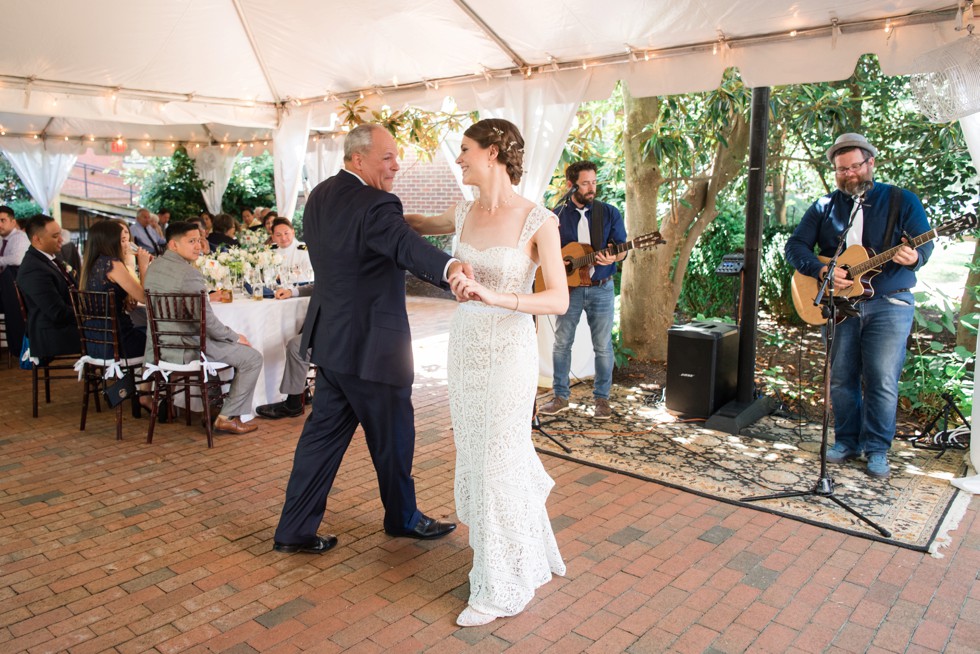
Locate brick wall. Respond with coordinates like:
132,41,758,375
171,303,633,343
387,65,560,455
391,147,465,214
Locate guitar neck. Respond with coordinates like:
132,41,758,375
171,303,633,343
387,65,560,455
849,229,937,277
573,240,635,268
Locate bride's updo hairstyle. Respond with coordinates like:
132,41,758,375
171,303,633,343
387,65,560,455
464,118,525,185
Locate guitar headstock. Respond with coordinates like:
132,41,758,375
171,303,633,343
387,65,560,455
936,213,977,237
634,231,667,248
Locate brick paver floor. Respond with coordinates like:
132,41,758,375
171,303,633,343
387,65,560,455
2,296,979,653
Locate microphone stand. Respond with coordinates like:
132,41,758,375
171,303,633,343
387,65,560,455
743,190,890,537
551,184,578,214
531,182,580,455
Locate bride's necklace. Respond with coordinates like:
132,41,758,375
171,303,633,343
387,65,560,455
476,193,516,214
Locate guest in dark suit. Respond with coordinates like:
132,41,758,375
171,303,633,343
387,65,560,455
16,215,80,362
273,124,471,554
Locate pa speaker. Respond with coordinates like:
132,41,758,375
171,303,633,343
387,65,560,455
666,321,738,418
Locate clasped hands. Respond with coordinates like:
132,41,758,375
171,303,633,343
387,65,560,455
448,261,488,304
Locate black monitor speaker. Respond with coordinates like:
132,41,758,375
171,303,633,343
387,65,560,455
666,321,738,418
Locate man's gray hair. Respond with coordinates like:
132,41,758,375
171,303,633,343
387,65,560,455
343,124,385,161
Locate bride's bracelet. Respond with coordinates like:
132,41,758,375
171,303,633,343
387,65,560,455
513,292,520,313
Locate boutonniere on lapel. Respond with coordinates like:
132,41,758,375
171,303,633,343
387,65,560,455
63,264,73,275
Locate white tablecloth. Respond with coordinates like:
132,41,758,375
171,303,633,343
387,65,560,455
211,294,310,413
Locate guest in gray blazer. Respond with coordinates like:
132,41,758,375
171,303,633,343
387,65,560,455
143,221,262,435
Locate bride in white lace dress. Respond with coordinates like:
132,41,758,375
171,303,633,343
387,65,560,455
408,119,569,627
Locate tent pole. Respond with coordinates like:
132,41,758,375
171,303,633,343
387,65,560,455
704,85,775,435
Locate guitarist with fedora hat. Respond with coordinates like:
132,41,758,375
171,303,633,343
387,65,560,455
785,132,933,479
538,161,627,421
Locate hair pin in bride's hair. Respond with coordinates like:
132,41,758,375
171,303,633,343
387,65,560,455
491,126,503,137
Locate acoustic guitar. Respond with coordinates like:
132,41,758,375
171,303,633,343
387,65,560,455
790,214,976,325
533,231,666,292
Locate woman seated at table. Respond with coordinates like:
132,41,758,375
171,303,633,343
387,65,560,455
80,220,153,361
208,213,240,252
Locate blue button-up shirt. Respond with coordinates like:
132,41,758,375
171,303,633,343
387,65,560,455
785,182,932,296
554,200,627,282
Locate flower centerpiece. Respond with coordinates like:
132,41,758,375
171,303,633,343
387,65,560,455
196,244,283,301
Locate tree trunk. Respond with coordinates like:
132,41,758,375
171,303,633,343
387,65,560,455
621,84,751,361
620,86,666,361
956,239,980,353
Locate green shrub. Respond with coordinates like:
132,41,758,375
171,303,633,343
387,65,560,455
759,225,802,324
678,205,744,318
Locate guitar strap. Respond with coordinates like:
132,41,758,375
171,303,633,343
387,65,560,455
882,186,903,251
588,201,606,251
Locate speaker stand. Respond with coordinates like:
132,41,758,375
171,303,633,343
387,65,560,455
704,396,776,435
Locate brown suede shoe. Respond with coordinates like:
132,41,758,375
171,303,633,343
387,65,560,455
594,398,612,420
537,396,569,415
213,416,258,434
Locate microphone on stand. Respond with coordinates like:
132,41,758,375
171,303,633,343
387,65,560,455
552,184,578,212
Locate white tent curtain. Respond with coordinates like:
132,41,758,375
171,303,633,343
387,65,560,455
1,138,81,212
950,110,980,494
273,107,312,220
194,146,239,215
304,135,345,191
469,72,591,201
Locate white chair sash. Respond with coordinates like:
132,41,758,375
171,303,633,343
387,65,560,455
73,355,146,381
21,346,39,366
142,353,230,383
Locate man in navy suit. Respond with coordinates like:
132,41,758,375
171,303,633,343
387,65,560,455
273,124,470,554
16,215,80,363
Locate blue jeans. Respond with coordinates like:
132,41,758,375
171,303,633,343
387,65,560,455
552,280,615,400
829,291,914,455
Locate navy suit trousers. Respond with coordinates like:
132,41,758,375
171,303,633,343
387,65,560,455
274,367,421,543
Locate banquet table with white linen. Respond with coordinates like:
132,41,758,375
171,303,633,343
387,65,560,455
211,294,310,414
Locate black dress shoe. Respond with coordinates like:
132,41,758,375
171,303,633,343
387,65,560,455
256,401,304,420
386,515,456,540
272,535,338,554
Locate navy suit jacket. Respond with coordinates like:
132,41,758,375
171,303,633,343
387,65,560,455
300,169,451,388
16,246,80,358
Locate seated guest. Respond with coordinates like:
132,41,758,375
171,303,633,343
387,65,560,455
269,218,313,283
143,221,262,435
79,220,152,359
241,208,253,229
190,217,212,255
132,208,166,255
0,205,29,272
248,207,268,231
255,284,314,420
207,213,240,252
261,211,278,245
200,211,214,233
16,215,80,362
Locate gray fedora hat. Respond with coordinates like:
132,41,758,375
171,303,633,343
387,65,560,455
826,133,878,163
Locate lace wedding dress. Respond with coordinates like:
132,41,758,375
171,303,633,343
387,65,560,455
448,201,566,618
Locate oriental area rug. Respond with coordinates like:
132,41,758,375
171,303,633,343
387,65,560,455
532,383,968,552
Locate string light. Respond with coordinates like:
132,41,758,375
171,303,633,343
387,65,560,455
789,30,798,37
884,18,892,33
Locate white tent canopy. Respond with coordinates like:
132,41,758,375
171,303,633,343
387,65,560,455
0,1,968,212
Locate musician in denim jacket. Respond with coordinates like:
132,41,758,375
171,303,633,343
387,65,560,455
538,161,627,421
785,133,933,479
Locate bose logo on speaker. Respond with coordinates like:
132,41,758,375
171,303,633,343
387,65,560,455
680,373,695,378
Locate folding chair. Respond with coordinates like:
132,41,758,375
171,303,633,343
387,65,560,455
70,289,145,440
144,290,229,448
14,282,78,418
